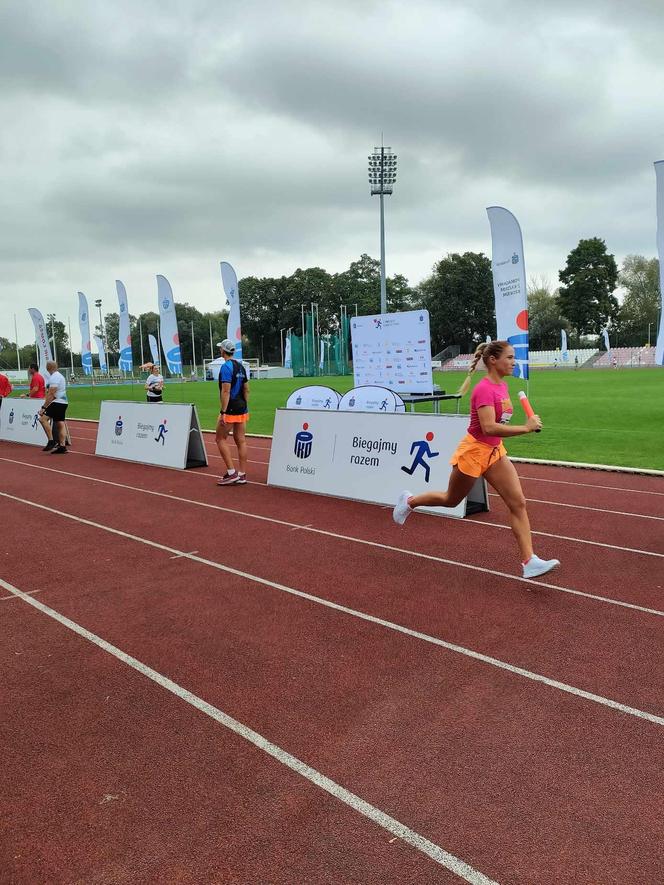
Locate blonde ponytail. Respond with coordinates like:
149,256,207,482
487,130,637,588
457,342,488,396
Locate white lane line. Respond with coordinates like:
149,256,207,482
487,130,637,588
2,458,664,617
518,474,664,498
488,493,664,522
0,588,42,602
2,492,664,729
0,577,497,885
169,550,198,559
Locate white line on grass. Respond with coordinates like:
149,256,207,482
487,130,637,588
2,458,664,617
0,576,498,885
2,491,664,729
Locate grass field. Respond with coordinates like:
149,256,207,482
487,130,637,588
57,368,664,470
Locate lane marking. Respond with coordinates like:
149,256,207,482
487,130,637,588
2,459,664,617
169,550,198,559
488,493,664,522
2,493,664,728
518,474,664,498
0,588,42,602
0,576,498,885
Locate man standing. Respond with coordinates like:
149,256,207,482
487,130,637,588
215,339,249,485
145,364,164,403
21,364,46,399
0,371,12,410
39,360,68,453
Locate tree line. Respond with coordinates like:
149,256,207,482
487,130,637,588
1,242,661,370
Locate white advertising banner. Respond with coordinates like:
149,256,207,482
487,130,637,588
561,329,569,362
157,275,183,374
654,161,664,366
221,261,243,360
351,310,433,394
93,335,107,372
285,386,341,410
95,401,207,469
148,334,160,365
0,398,47,446
268,409,488,519
338,386,405,413
78,292,93,376
487,206,529,380
28,308,52,376
116,280,133,372
602,328,611,356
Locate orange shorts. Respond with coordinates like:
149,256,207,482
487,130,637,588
223,413,249,424
450,433,506,478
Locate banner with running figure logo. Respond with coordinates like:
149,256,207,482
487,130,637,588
93,335,107,372
77,292,93,376
157,274,183,374
116,280,133,372
27,308,52,376
95,401,207,468
220,261,243,360
268,409,488,519
0,398,47,446
486,206,529,379
654,161,664,366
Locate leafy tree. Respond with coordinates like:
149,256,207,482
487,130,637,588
558,238,619,336
46,314,69,362
416,252,494,353
527,279,568,350
616,255,661,345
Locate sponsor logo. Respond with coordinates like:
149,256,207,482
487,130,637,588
400,432,440,484
512,252,519,264
81,312,87,322
155,420,168,445
349,397,356,407
115,416,123,436
8,409,15,425
294,423,313,459
120,303,125,312
373,318,382,329
31,414,39,429
162,299,170,309
295,395,302,406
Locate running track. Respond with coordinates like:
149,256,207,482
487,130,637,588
2,420,663,884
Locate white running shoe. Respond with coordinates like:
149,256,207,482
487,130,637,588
393,491,413,525
523,555,560,579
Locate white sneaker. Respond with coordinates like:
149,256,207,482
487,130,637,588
523,555,560,579
393,491,413,525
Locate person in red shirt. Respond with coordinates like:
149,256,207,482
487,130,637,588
21,364,46,399
0,372,12,408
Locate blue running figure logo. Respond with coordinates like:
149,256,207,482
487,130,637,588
380,398,388,411
323,397,332,409
401,432,439,483
155,419,168,445
31,413,39,429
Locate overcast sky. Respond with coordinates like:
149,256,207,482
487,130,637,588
2,0,664,344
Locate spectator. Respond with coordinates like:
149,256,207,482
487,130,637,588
39,360,68,453
21,364,46,399
145,364,164,403
215,339,250,485
0,371,12,410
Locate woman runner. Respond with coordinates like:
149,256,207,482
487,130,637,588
393,340,560,579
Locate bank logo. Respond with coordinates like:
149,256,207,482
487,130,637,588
295,394,302,406
348,397,356,407
294,422,313,459
400,431,439,483
155,419,168,445
512,252,519,264
8,408,15,425
81,312,87,322
162,299,170,310
115,416,124,436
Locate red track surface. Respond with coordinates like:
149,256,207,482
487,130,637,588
2,420,664,884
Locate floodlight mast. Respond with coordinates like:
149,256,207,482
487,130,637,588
368,145,397,314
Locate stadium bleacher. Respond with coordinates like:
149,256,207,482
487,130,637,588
439,349,598,370
592,346,657,368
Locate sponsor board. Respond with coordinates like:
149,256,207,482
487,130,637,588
285,386,341,410
95,401,207,469
0,398,47,446
268,409,488,519
351,310,433,394
338,386,405,413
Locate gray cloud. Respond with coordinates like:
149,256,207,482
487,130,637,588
2,0,664,343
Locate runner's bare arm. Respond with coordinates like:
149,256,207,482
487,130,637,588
477,405,540,437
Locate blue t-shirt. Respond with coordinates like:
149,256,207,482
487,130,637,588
219,359,248,413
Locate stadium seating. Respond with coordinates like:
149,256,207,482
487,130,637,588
592,347,657,368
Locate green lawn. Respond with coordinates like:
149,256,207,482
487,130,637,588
59,369,664,470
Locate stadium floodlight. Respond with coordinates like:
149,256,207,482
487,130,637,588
368,144,397,314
